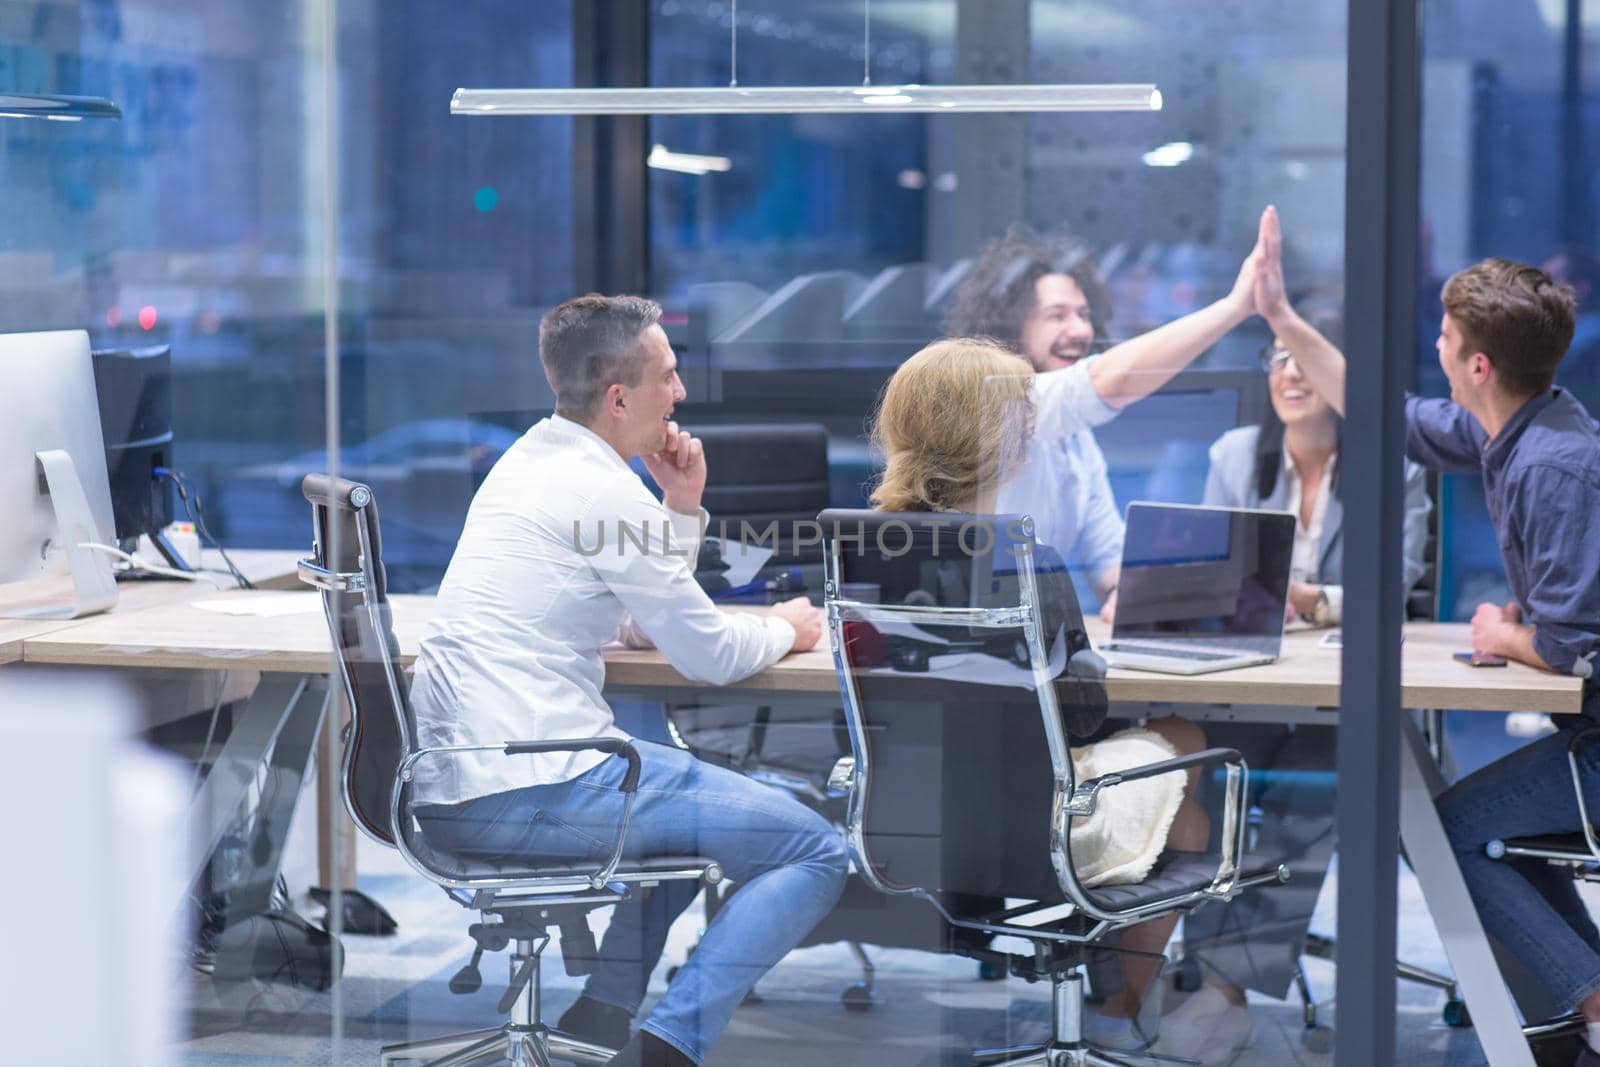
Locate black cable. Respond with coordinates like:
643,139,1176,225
153,468,254,589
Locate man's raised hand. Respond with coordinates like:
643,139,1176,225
641,420,708,516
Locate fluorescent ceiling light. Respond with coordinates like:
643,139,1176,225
648,143,733,175
0,93,121,121
452,83,1161,117
1141,141,1193,167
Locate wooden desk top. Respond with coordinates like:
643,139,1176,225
606,615,1584,716
14,594,1585,715
0,550,307,668
20,592,437,675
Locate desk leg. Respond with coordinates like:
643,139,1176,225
1398,715,1535,1067
316,687,358,890
186,673,325,893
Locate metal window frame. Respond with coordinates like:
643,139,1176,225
1339,0,1419,1062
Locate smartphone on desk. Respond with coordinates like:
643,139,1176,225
1454,651,1509,667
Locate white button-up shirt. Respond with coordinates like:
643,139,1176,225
408,415,796,804
1282,445,1343,622
997,360,1124,576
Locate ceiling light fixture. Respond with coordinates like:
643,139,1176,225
1141,141,1194,167
647,144,733,175
0,93,121,121
453,1,1158,119
453,83,1161,117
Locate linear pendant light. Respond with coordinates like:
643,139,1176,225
0,93,122,121
452,83,1161,117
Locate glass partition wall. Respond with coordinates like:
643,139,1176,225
0,3,345,1062
6,0,1592,1063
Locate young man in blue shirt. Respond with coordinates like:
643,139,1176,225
1257,206,1600,1062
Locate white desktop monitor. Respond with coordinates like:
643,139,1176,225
0,330,118,610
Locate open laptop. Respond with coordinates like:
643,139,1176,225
1098,502,1296,676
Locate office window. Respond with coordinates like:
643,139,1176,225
0,1,575,590
1420,0,1600,623
0,4,331,561
328,0,575,589
10,2,1563,1063
649,0,952,378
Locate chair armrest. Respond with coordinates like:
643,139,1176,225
504,738,642,793
1062,745,1251,922
1067,747,1241,817
828,756,856,796
396,737,644,890
1566,727,1600,861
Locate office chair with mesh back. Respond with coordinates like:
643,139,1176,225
820,509,1288,1066
297,475,723,1067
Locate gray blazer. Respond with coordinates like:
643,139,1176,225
1202,425,1432,596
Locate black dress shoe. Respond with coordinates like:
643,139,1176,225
558,995,633,1050
605,1029,695,1067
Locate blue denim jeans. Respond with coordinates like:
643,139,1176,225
417,740,848,1064
1437,723,1600,1014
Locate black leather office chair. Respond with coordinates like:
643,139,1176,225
691,422,831,575
660,423,896,1003
1487,725,1600,873
665,423,833,784
297,475,723,1067
820,509,1288,1065
1477,724,1599,1047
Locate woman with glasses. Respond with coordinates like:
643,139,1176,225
1158,308,1431,1064
1204,307,1432,625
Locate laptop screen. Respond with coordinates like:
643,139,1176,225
1111,503,1296,654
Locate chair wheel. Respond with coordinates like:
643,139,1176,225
1443,998,1471,1027
1301,1024,1335,1053
978,960,1005,981
841,983,875,1010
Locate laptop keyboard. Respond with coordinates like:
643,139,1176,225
1100,642,1237,663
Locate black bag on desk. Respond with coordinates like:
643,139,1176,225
693,537,732,596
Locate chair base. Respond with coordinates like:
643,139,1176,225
971,970,1200,1067
380,1023,614,1067
973,1045,1193,1066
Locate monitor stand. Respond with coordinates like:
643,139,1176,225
0,450,119,619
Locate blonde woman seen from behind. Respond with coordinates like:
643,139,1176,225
870,338,1213,1051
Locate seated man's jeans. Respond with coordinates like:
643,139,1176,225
1438,721,1600,1015
416,740,848,1064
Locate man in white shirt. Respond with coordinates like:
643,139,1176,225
945,213,1274,618
408,295,846,1067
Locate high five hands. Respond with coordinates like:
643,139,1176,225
1252,205,1290,326
1224,205,1285,323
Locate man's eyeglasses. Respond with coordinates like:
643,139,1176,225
1259,344,1295,373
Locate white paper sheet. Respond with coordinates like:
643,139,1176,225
193,593,322,618
714,538,776,588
